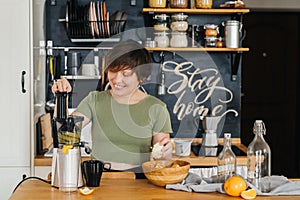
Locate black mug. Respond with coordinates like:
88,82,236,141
82,160,111,187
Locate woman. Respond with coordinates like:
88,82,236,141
52,40,173,174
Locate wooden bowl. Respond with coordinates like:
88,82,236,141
142,160,190,187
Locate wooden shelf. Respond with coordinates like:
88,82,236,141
61,75,101,80
142,8,250,14
145,47,249,52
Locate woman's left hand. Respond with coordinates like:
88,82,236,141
159,137,172,159
152,132,173,160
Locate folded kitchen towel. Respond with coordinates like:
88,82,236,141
249,175,300,196
165,173,300,196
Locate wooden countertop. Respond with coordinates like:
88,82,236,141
35,138,248,167
10,176,300,200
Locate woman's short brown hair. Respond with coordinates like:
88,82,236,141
105,40,153,83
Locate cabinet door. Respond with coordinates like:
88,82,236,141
0,0,30,166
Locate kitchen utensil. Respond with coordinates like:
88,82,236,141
67,51,81,75
202,116,221,148
51,92,90,191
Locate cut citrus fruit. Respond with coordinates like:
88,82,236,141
62,145,73,154
223,175,247,197
79,187,94,195
241,188,257,199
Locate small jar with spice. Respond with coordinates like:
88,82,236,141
216,37,224,48
205,36,217,47
153,14,170,31
204,24,219,37
170,13,189,32
170,32,188,47
149,0,167,8
196,0,213,9
169,0,189,8
154,32,170,48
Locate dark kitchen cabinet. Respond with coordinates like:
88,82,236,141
241,12,299,177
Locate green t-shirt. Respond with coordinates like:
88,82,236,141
75,90,172,165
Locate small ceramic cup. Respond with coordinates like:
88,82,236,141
174,140,192,157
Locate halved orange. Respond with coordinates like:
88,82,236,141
79,187,94,195
241,188,257,199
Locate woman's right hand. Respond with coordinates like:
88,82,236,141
51,77,72,93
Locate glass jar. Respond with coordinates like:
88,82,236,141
196,0,213,8
149,0,166,8
144,38,156,48
154,14,170,31
169,0,188,8
170,13,189,32
205,36,217,47
154,32,169,47
170,32,188,47
216,37,224,48
204,24,219,37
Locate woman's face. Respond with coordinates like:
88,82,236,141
107,68,140,97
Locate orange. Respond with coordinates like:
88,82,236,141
79,187,94,195
62,144,73,154
223,175,247,197
241,188,257,199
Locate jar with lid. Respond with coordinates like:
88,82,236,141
154,32,169,48
196,0,213,8
205,36,217,47
144,38,156,48
154,14,170,31
149,0,166,8
170,0,188,8
204,24,219,37
216,37,224,48
170,13,189,32
170,32,188,47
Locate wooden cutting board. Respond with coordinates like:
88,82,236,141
40,113,53,150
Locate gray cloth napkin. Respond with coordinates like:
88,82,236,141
165,173,300,196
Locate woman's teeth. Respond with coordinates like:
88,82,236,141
115,84,124,89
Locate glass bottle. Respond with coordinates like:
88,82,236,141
217,133,236,183
247,120,271,193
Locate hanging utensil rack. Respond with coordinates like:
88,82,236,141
45,43,113,80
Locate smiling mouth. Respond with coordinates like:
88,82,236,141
114,84,125,89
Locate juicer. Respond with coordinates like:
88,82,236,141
51,92,90,192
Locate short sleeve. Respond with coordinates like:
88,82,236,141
75,92,95,120
150,103,173,134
